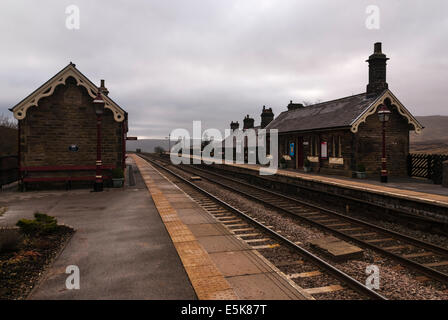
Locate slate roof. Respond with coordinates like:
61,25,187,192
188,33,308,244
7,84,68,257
265,92,380,133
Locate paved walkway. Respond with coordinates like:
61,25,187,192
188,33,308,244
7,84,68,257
0,157,196,299
131,154,310,300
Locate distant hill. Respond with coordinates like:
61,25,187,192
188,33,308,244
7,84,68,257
126,138,218,153
411,116,448,154
126,139,169,153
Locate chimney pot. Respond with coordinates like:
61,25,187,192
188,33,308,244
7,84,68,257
374,42,382,53
99,79,109,96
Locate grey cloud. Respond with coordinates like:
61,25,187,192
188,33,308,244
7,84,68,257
1,0,447,138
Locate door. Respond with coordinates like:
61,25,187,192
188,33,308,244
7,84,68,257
296,136,303,169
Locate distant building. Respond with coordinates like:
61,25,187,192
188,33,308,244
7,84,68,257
222,106,275,161
9,63,128,189
265,43,423,177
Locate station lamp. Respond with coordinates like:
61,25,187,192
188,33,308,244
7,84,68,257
93,91,105,192
377,104,391,183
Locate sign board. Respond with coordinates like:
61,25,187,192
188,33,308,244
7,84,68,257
68,144,79,152
321,142,328,159
289,143,295,157
126,137,138,140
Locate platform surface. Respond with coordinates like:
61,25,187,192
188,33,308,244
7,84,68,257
0,158,196,300
131,154,310,300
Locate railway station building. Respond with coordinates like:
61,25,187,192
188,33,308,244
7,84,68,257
265,43,424,178
9,63,128,189
223,106,275,161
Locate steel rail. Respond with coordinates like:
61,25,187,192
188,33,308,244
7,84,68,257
146,155,448,284
142,155,388,300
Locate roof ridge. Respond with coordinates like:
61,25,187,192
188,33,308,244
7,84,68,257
288,92,368,111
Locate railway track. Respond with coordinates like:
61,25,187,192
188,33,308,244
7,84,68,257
140,154,387,300
143,154,448,286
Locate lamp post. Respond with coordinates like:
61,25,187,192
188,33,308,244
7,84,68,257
378,104,391,183
93,91,105,192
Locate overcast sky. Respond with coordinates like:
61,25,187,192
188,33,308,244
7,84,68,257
1,0,447,138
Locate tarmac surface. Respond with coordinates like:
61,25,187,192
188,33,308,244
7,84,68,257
0,158,196,299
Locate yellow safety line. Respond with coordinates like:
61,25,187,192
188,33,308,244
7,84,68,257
130,154,238,300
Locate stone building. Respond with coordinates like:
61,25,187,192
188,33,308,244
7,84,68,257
265,43,423,177
222,106,275,161
9,63,128,189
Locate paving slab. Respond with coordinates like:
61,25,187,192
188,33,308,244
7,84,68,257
197,235,248,253
188,224,229,237
309,236,364,260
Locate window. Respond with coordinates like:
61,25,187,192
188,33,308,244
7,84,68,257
310,136,319,156
330,135,342,158
332,136,336,157
338,136,342,157
310,136,314,156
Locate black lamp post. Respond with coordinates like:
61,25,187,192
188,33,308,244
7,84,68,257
378,104,391,183
93,91,105,192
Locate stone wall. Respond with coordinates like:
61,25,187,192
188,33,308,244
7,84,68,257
19,77,124,180
355,105,410,177
279,129,354,176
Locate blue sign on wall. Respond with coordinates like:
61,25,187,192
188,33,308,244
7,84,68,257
289,143,294,156
69,144,79,152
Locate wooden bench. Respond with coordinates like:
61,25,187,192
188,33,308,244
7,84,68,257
20,165,116,190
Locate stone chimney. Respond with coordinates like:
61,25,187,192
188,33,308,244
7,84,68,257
230,121,239,131
243,115,254,130
366,42,389,96
260,105,274,128
99,79,109,96
287,100,304,111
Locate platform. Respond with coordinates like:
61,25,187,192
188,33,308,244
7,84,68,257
246,164,448,205
176,154,448,203
131,154,310,300
0,157,196,299
174,154,448,224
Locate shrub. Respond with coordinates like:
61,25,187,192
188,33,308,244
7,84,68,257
16,213,58,236
357,164,366,172
111,168,124,179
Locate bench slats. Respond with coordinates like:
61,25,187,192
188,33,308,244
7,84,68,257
23,175,112,182
21,165,115,172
